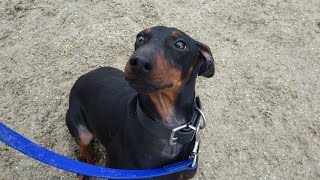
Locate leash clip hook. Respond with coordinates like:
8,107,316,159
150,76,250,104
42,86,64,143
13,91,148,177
190,139,199,168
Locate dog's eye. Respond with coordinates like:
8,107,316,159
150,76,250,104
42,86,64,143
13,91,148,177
136,35,145,43
175,41,187,50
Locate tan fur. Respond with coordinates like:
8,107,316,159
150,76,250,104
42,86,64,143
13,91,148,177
171,30,182,38
148,52,183,120
78,125,94,164
144,28,151,34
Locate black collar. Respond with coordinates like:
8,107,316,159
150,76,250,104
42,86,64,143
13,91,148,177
136,97,202,145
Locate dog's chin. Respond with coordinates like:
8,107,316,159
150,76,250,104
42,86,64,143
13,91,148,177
127,80,157,94
126,79,173,94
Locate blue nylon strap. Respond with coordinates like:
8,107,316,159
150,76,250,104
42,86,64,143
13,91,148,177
0,122,195,179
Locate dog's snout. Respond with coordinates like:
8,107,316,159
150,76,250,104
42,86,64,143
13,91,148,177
129,56,153,73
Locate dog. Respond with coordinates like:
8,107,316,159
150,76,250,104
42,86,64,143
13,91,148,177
66,26,215,179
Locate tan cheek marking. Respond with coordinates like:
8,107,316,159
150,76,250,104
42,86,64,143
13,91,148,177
184,66,194,80
151,52,181,85
124,61,131,76
148,52,183,120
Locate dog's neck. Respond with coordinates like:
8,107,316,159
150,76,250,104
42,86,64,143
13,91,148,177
138,79,196,128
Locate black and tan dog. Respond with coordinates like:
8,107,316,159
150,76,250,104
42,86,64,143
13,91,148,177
66,26,215,179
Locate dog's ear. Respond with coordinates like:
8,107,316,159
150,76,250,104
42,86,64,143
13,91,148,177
197,42,215,77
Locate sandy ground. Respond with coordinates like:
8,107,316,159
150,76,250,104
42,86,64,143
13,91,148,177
0,0,319,179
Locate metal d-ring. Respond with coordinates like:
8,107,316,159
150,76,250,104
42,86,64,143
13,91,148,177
195,106,207,129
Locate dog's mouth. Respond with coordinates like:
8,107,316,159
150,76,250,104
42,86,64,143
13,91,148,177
125,74,173,94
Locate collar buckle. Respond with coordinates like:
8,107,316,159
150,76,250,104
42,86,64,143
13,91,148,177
169,104,207,145
169,123,198,145
137,96,206,146
169,124,189,145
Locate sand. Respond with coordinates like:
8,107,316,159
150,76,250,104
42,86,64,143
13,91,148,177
0,0,319,179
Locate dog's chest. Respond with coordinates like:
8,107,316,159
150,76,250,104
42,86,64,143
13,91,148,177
159,140,184,158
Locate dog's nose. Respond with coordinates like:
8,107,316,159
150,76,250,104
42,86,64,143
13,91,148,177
129,55,153,73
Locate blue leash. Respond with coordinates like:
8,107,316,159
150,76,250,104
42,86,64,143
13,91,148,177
0,122,195,179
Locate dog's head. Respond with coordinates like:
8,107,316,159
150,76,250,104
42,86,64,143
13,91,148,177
125,26,215,94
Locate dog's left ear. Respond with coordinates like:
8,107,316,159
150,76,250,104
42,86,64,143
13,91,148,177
197,42,215,77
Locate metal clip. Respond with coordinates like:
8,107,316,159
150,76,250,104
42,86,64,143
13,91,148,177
169,124,188,145
190,121,201,168
190,140,199,167
195,106,207,129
